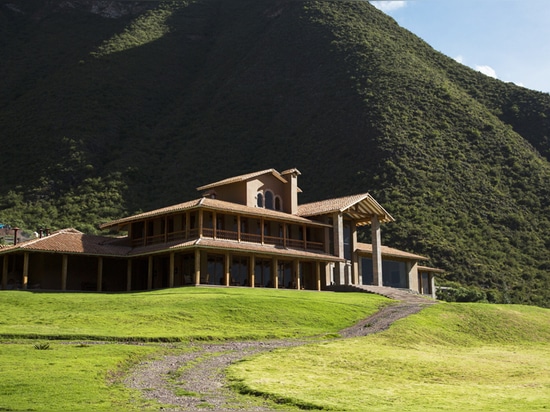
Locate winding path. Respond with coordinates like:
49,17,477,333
124,287,437,411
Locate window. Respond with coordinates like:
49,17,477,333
275,196,282,211
256,190,279,210
256,192,264,208
265,190,274,210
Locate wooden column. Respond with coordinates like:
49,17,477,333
198,210,204,237
2,255,8,290
147,256,153,290
303,224,307,250
169,252,175,288
371,215,383,286
273,258,279,289
237,215,241,242
315,261,321,291
261,218,265,244
224,252,231,286
293,259,300,290
185,211,190,239
194,249,201,285
249,255,255,288
96,257,103,292
126,259,132,291
61,254,68,291
21,252,29,290
143,220,148,246
212,211,217,239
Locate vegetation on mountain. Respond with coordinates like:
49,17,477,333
0,0,549,306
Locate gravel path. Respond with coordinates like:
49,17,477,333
125,288,437,411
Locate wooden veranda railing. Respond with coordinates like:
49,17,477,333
131,229,325,252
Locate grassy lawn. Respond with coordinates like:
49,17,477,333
228,302,550,411
0,287,388,411
0,342,159,411
0,287,389,341
2,288,549,411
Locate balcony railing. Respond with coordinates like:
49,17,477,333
131,228,325,253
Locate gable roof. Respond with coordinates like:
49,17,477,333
297,193,395,225
355,242,427,260
196,168,287,191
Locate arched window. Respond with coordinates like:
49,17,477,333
256,192,264,208
265,190,274,210
274,196,282,211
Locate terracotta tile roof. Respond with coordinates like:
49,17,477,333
196,168,287,191
0,228,131,256
297,193,395,224
100,197,328,230
355,242,427,260
194,238,343,262
100,199,201,229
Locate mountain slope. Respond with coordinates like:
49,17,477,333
0,0,549,306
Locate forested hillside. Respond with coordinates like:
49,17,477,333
1,0,549,306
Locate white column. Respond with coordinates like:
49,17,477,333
371,215,383,286
333,212,345,284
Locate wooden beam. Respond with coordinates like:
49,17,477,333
194,249,201,285
147,256,153,290
2,255,8,290
97,257,103,292
316,261,321,291
249,255,255,288
293,259,300,290
61,254,67,291
273,258,279,289
224,252,230,287
169,252,175,288
126,259,132,292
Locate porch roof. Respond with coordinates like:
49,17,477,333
122,236,344,261
418,265,445,274
99,197,328,230
297,193,395,225
355,242,427,261
0,228,131,257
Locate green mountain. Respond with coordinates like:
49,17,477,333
1,0,549,307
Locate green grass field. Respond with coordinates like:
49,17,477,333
228,302,550,411
0,287,389,341
0,288,548,411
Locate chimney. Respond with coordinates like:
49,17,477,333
12,227,19,246
280,168,301,215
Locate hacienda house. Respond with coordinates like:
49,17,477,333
0,168,442,297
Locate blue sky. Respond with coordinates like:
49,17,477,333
370,0,550,94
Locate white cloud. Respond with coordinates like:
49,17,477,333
370,1,407,13
454,55,464,64
475,65,497,78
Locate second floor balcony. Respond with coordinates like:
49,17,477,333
129,210,326,253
